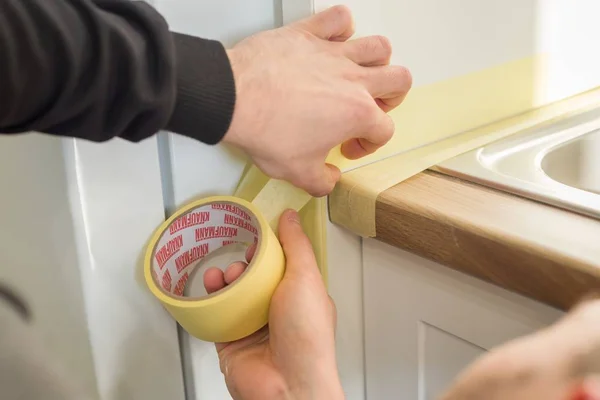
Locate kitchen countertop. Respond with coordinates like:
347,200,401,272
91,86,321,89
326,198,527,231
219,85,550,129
369,170,600,311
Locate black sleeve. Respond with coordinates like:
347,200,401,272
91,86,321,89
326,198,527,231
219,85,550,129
0,0,236,145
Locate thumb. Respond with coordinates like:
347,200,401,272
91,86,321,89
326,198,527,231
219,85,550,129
277,210,321,280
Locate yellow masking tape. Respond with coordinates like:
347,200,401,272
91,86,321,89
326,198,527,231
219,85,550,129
144,162,338,342
330,86,600,237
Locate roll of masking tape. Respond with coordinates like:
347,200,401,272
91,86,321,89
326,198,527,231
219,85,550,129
143,159,342,343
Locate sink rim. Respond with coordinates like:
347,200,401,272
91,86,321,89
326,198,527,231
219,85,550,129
540,129,600,196
433,106,600,220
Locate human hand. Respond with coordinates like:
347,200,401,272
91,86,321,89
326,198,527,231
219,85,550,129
203,209,343,400
222,5,412,197
439,296,600,400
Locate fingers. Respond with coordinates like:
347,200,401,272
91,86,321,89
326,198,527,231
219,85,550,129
245,243,256,262
204,267,225,294
342,110,395,159
343,35,392,66
295,5,354,41
204,264,247,294
362,65,413,112
224,261,246,285
277,210,322,280
341,138,379,160
340,65,409,160
203,243,255,294
293,162,341,197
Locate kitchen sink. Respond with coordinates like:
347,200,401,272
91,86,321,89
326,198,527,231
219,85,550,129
433,106,600,220
542,130,600,196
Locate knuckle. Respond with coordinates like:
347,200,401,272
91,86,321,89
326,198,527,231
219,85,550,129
351,94,377,123
369,116,394,146
373,35,392,57
330,4,353,22
343,63,368,82
381,116,395,143
392,65,413,92
308,174,335,197
361,102,380,130
312,182,334,198
291,26,314,40
289,171,307,189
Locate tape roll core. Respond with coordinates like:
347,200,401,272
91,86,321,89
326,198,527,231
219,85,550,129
144,196,285,342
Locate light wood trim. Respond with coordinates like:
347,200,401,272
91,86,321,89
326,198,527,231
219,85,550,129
375,171,600,310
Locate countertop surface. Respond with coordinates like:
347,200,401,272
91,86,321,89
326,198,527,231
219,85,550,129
371,170,600,310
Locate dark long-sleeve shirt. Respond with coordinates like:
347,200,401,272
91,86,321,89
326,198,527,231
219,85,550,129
0,1,237,398
0,0,236,145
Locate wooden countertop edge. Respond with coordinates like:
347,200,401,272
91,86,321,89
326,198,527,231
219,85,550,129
374,171,600,311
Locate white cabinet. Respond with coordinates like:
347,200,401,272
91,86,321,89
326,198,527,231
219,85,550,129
360,238,563,400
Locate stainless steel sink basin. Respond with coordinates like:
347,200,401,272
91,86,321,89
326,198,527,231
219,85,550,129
433,107,600,220
542,130,600,196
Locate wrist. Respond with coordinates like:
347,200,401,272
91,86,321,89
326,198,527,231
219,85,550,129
221,47,267,152
221,48,242,147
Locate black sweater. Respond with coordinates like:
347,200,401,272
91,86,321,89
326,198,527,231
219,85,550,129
0,0,236,145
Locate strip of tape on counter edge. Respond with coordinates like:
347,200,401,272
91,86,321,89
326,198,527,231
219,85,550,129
329,86,600,238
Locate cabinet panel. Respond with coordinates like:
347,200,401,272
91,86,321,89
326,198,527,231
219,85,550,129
63,138,185,400
362,238,562,400
325,221,366,400
153,1,281,399
0,135,98,397
0,132,184,400
420,323,484,400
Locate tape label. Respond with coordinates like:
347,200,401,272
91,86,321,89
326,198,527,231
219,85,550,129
152,202,259,297
169,211,211,234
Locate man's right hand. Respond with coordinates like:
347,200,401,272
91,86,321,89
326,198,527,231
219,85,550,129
222,5,412,197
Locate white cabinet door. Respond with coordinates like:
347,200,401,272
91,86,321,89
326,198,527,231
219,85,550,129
362,238,563,400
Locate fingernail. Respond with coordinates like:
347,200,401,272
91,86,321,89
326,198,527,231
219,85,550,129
286,209,300,223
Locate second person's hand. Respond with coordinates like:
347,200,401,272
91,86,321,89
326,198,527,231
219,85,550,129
222,5,412,197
